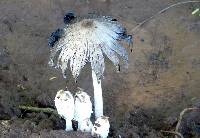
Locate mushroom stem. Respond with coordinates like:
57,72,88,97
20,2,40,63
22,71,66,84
65,119,73,131
92,70,103,119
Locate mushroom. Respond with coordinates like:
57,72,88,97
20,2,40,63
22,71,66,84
74,89,93,132
49,13,132,119
91,116,110,138
54,89,74,131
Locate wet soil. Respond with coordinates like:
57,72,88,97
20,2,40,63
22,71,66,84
0,0,200,137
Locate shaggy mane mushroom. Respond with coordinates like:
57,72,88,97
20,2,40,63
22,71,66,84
48,13,132,119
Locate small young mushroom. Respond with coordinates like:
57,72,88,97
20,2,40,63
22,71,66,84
54,89,74,131
74,89,93,132
91,116,110,138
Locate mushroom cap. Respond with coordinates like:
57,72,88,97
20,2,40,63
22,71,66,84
92,116,110,138
54,89,74,119
74,90,93,121
49,15,132,81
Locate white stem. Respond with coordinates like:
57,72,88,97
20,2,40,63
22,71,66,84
65,119,73,131
92,70,103,119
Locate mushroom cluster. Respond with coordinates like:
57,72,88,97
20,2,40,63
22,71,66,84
55,88,110,138
49,12,132,137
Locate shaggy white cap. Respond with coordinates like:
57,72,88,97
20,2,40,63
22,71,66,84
49,16,131,81
74,90,93,132
54,89,75,131
74,90,93,121
54,89,74,120
92,116,110,138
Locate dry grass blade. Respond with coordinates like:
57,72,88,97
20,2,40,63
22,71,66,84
18,105,58,116
175,107,200,138
131,1,200,34
161,130,184,138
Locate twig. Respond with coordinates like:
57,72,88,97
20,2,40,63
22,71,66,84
161,130,184,138
131,1,200,34
175,107,199,138
18,105,58,116
161,107,200,138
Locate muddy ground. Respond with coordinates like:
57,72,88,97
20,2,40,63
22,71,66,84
0,0,200,137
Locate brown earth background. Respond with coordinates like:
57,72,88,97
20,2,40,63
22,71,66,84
0,0,200,137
